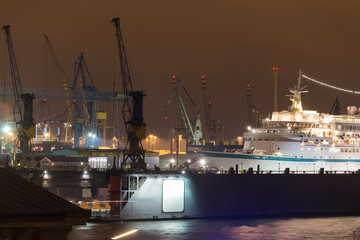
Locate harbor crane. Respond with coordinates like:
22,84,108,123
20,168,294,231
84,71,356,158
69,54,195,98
201,75,224,144
166,75,202,146
72,52,99,149
112,17,146,170
33,99,61,143
2,25,36,163
1,86,125,146
44,34,73,143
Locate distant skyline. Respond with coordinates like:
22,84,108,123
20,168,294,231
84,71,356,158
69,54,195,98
1,1,360,148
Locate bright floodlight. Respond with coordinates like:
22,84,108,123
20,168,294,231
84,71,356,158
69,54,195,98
88,133,93,137
3,126,10,133
111,228,139,239
200,159,205,165
170,159,175,163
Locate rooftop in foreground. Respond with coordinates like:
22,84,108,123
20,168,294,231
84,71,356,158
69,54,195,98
0,167,90,239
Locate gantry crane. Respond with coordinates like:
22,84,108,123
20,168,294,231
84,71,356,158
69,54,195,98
0,86,124,147
166,75,202,146
112,17,146,170
34,99,61,143
2,25,36,163
72,52,99,149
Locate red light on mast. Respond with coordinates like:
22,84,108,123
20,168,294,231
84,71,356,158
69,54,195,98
172,75,176,80
273,67,279,71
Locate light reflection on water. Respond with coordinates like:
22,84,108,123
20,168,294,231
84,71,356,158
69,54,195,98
68,216,360,240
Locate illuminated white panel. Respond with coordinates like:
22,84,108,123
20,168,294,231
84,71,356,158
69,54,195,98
88,157,108,169
162,179,184,212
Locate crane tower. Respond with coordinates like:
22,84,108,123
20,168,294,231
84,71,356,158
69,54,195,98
2,25,35,163
112,17,146,170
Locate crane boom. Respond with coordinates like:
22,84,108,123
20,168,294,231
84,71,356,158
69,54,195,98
111,17,146,169
44,34,72,83
2,25,23,125
166,75,202,145
44,33,73,142
2,25,35,162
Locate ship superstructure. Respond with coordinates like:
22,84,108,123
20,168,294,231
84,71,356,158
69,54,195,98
203,71,360,172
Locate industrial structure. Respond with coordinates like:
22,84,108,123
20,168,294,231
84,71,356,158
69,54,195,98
4,21,360,226
72,52,100,149
2,25,36,164
0,25,127,165
112,17,146,170
166,75,202,151
165,74,229,153
245,84,259,127
201,75,224,145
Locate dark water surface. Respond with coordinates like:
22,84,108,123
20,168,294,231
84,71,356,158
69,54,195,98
68,216,360,240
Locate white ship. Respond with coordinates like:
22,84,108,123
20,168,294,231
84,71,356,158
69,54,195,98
203,71,360,173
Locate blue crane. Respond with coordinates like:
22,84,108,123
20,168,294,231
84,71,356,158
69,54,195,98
72,52,99,149
0,87,124,102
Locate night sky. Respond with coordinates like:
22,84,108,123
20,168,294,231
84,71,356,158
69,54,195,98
1,1,360,148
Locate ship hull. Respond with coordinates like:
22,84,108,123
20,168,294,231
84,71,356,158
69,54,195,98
119,173,360,220
201,151,360,173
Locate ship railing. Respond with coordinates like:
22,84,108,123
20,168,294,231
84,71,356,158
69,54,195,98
225,168,360,175
147,168,360,175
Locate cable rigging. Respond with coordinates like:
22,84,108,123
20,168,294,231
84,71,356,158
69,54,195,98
301,74,360,94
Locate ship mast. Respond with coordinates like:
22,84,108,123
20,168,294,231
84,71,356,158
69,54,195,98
287,69,308,112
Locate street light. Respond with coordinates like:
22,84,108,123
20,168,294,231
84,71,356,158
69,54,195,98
3,125,10,133
170,158,175,170
178,135,182,152
147,134,157,150
200,159,206,173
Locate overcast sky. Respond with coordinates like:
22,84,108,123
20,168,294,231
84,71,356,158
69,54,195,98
1,0,360,146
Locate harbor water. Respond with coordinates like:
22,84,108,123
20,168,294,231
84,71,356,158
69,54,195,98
69,216,360,240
